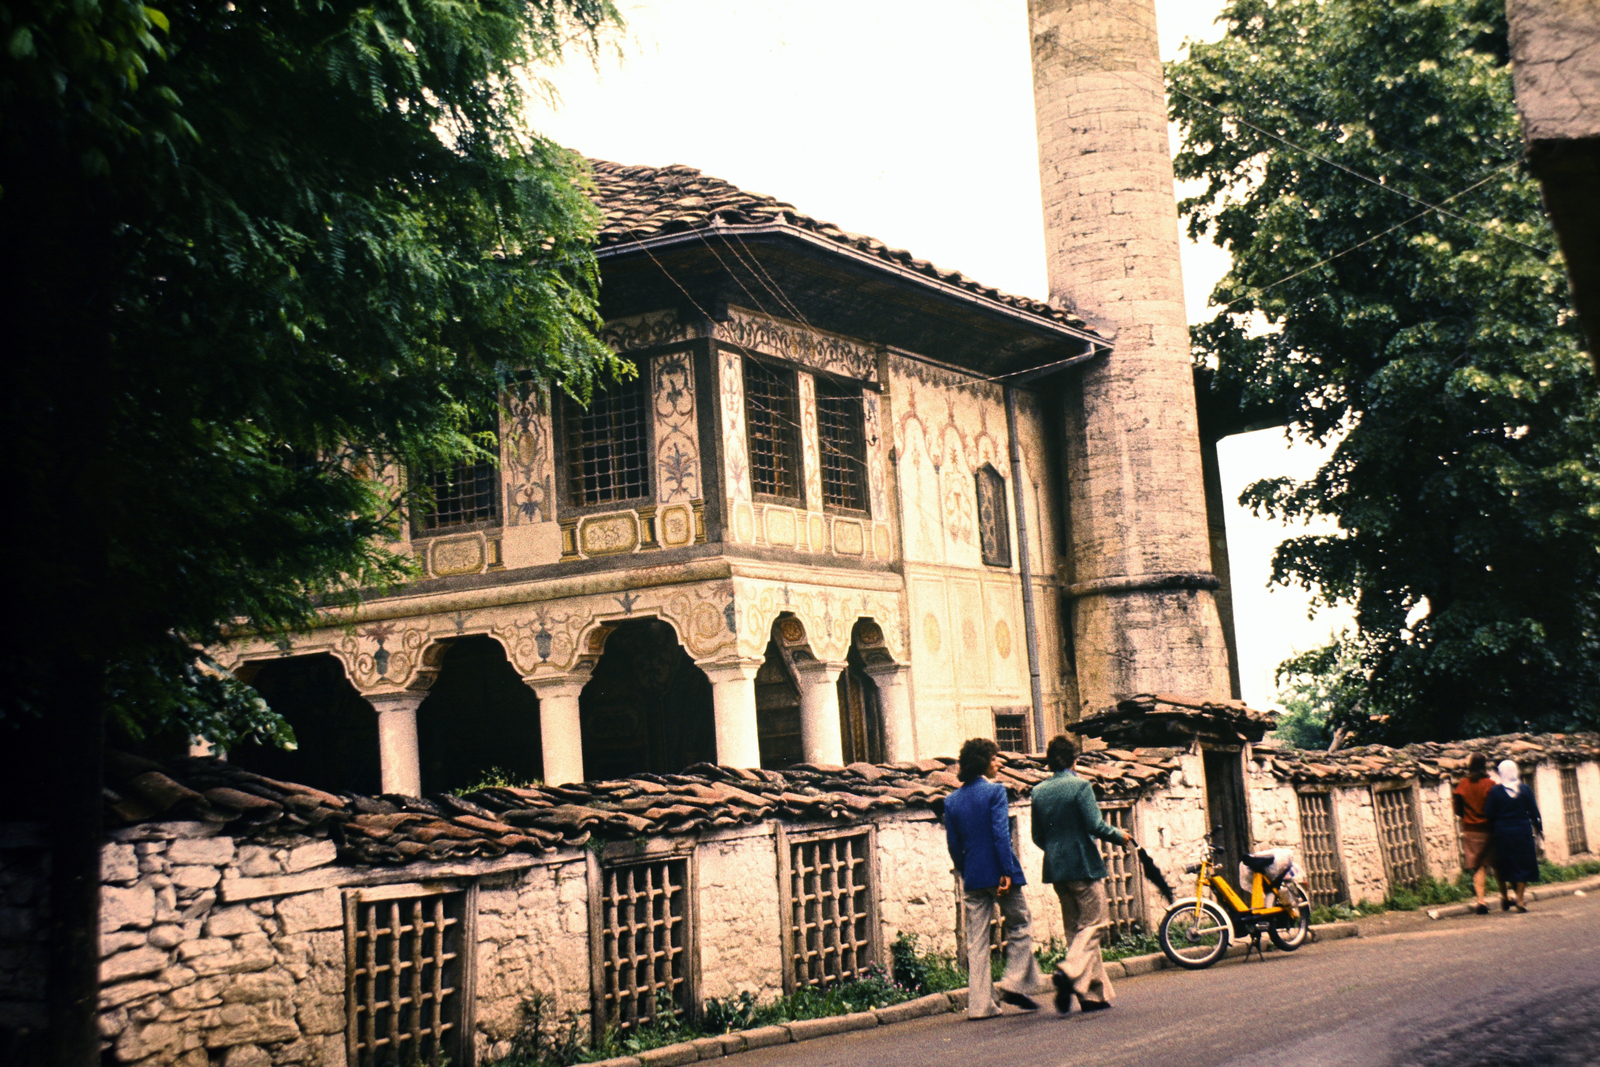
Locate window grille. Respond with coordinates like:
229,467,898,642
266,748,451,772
1561,767,1589,856
784,832,875,989
814,377,866,511
344,887,466,1067
1374,787,1422,889
744,359,801,500
414,426,499,533
565,376,650,506
594,858,691,1033
1296,791,1344,908
1096,804,1143,940
993,710,1029,754
975,465,1011,568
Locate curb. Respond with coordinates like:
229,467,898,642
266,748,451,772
1425,873,1600,920
584,924,1359,1066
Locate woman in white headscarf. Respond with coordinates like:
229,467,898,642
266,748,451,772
1483,759,1544,912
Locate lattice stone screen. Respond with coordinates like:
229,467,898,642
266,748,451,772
344,886,469,1067
592,857,692,1033
1374,786,1422,889
1561,768,1589,856
1296,791,1344,908
781,831,876,990
1096,804,1143,939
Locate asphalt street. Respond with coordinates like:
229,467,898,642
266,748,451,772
733,890,1600,1067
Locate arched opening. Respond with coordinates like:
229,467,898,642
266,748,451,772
233,654,381,794
838,620,886,765
415,635,543,794
755,630,803,770
579,618,714,781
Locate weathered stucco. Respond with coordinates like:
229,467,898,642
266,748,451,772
1330,787,1388,906
695,830,784,1004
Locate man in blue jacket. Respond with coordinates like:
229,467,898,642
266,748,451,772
944,737,1043,1018
1030,734,1138,1014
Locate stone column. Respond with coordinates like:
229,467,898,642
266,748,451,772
1029,0,1233,708
524,676,587,786
794,660,846,767
864,664,916,763
699,659,764,768
367,691,426,796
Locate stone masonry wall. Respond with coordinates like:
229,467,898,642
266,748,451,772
696,829,784,1004
1416,780,1460,882
1245,760,1302,856
474,858,591,1062
99,821,347,1067
1330,787,1388,906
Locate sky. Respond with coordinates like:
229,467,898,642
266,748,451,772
528,0,1355,708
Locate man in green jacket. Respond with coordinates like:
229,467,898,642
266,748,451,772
1030,735,1138,1014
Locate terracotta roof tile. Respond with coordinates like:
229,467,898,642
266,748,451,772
1254,732,1600,785
588,160,1092,334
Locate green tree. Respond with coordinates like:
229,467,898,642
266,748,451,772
1,2,620,1060
1169,0,1600,743
1270,638,1367,750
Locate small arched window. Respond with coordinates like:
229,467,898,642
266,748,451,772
975,463,1011,568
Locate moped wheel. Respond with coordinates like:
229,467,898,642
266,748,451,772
1158,899,1231,969
1268,882,1312,951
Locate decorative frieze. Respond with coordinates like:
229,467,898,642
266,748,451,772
717,307,879,383
599,309,699,353
504,383,555,525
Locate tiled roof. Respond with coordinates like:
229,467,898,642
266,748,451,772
588,160,1093,334
1077,694,1280,746
1254,732,1600,785
102,748,1180,867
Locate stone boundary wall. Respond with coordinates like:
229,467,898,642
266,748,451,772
66,736,1600,1066
1245,750,1600,905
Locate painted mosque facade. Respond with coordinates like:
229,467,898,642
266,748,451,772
217,165,1118,796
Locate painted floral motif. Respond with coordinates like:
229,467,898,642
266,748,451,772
653,353,700,502
503,384,553,524
720,351,750,505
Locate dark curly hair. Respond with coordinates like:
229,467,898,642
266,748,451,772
958,737,1001,783
1046,735,1079,772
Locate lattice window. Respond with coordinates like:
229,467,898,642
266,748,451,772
1374,786,1422,889
784,832,875,989
594,858,691,1033
414,427,499,533
564,376,650,506
993,709,1030,754
1096,804,1143,940
1561,767,1589,856
344,886,467,1067
815,376,866,511
975,464,1011,568
744,359,801,500
1296,791,1344,908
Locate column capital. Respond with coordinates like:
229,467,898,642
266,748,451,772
696,657,765,685
520,672,589,701
861,661,909,684
365,689,429,713
792,658,847,683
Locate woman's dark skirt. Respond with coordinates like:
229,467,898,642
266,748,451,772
1493,823,1540,884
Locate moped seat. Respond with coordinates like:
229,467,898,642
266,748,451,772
1241,852,1278,872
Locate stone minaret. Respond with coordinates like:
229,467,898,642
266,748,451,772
1029,0,1234,710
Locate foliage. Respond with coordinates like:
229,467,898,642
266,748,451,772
460,767,542,793
1170,0,1600,742
2,0,625,750
890,932,967,994
1271,637,1367,748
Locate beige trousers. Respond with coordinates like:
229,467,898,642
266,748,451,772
1053,879,1115,1006
961,886,1044,1018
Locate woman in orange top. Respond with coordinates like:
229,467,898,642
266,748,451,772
1452,753,1502,914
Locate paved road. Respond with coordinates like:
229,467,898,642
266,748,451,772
735,891,1600,1067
